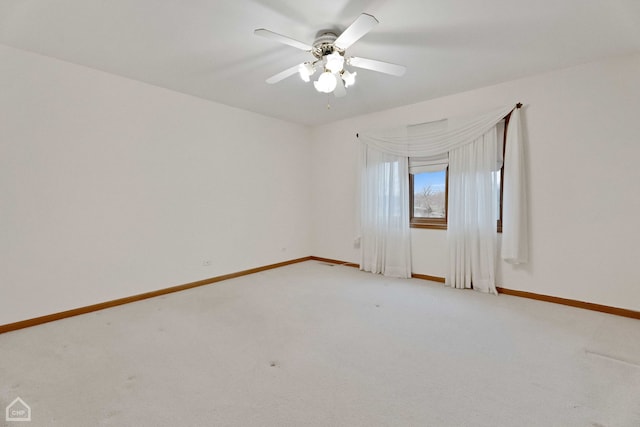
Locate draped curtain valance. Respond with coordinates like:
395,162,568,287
358,104,514,157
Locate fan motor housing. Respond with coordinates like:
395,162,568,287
312,32,343,58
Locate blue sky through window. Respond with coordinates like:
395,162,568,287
413,170,446,193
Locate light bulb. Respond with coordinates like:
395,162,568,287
325,52,344,74
342,70,357,87
298,62,315,82
314,71,337,93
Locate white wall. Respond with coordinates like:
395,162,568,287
311,53,640,312
3,45,639,325
0,45,312,325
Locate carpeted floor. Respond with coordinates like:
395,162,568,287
1,260,639,426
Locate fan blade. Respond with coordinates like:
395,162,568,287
266,64,302,84
254,29,313,51
348,57,406,76
334,13,379,50
334,76,346,98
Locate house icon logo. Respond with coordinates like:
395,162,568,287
5,397,31,422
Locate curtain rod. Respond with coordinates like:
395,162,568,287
356,102,522,138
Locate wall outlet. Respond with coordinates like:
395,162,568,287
353,236,361,249
202,260,212,266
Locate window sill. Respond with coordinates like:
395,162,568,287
410,221,503,232
410,221,447,230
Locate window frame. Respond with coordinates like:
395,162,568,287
409,168,448,230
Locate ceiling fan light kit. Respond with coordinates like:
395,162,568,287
255,13,406,99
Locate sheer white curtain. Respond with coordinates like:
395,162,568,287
357,104,526,286
360,144,411,278
502,108,528,264
447,127,499,294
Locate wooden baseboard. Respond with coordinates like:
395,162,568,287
2,256,638,335
408,274,639,320
309,258,639,320
411,273,446,283
0,256,313,335
494,287,640,320
309,256,360,268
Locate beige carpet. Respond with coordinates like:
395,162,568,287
1,260,639,426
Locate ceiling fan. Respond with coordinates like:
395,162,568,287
254,13,406,98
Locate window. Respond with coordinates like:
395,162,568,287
410,169,448,229
410,118,509,231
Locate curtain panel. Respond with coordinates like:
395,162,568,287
447,127,500,294
359,146,412,278
501,108,528,264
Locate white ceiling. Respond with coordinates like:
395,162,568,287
2,0,640,126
